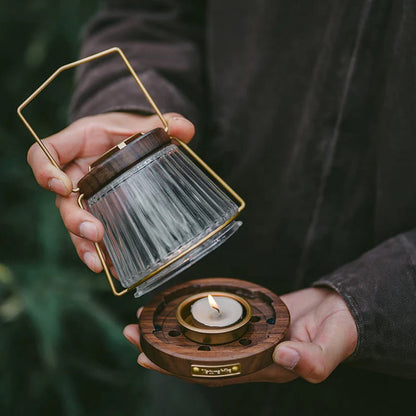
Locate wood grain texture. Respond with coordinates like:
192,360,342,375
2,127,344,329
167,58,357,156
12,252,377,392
139,278,290,379
78,127,171,198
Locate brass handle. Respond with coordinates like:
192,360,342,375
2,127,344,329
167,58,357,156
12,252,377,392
18,47,246,297
17,46,169,192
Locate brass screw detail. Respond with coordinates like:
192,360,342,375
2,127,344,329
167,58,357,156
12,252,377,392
232,366,239,373
192,367,200,374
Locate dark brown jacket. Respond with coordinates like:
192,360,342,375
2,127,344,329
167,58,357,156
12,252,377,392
71,0,416,411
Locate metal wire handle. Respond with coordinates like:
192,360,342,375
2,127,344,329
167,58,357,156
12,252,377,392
17,47,169,192
17,47,245,296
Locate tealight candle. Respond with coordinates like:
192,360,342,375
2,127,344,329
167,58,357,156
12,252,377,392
176,291,252,344
191,294,243,327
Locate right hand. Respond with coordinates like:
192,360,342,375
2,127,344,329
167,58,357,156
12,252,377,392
124,287,357,386
27,111,195,272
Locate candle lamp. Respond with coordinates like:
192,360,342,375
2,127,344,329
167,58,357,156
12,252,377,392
17,48,245,299
139,277,290,380
18,49,290,381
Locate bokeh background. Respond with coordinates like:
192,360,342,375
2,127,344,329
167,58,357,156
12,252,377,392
0,2,214,415
3,3,416,416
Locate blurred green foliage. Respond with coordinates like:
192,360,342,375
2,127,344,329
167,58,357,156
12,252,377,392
2,3,414,416
0,2,155,415
0,2,215,415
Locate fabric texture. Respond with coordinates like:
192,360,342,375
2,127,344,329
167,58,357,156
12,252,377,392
70,0,416,410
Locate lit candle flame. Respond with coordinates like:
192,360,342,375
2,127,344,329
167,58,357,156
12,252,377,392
208,294,220,314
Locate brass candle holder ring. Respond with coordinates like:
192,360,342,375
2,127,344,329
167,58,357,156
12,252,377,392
138,278,290,380
176,291,252,345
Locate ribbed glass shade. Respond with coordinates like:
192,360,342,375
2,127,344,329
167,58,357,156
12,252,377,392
87,144,241,297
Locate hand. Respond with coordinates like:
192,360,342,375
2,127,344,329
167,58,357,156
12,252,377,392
27,111,195,271
124,287,358,386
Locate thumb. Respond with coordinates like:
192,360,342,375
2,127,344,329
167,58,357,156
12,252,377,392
273,338,350,384
273,341,329,383
273,294,358,384
163,113,195,143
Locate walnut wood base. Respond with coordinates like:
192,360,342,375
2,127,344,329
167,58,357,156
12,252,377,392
138,278,290,380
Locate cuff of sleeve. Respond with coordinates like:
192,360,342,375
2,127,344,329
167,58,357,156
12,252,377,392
312,232,416,378
312,277,362,363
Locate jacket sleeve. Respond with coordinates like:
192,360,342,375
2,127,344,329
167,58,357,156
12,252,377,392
314,1,416,379
71,1,416,380
70,0,205,124
314,229,416,379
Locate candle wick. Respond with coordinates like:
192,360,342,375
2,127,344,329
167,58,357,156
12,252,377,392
208,294,221,314
212,305,221,314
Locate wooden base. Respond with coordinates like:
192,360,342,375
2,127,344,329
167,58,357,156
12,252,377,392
139,278,290,379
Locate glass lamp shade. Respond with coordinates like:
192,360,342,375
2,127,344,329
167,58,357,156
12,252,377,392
78,128,241,297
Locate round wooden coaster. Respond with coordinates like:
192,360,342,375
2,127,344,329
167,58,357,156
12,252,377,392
139,278,290,380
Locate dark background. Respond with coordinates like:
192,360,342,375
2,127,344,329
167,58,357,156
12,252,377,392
0,2,196,415
2,2,415,416
0,3,219,415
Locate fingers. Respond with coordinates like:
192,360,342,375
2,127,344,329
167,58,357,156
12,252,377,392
273,341,329,383
122,290,356,386
57,185,105,272
57,193,102,236
69,233,103,272
123,309,174,376
27,111,195,275
27,146,73,196
201,363,297,386
27,121,85,195
27,112,141,179
133,360,295,386
27,112,195,197
123,311,297,385
273,309,357,383
163,113,195,142
134,355,297,386
136,306,144,320
123,324,142,350
55,160,105,271
99,111,195,141
123,307,144,348
137,353,175,376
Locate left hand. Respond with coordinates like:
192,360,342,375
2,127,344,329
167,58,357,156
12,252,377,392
123,287,358,386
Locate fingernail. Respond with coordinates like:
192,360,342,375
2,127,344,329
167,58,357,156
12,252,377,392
124,334,136,345
80,222,98,241
137,354,151,369
173,116,193,126
48,178,68,194
274,346,300,370
83,252,101,271
123,326,138,344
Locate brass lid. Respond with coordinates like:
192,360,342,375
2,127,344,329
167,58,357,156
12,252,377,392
78,127,171,199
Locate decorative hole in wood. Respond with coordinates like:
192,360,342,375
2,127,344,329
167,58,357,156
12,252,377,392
198,345,211,351
139,277,290,381
153,324,162,333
